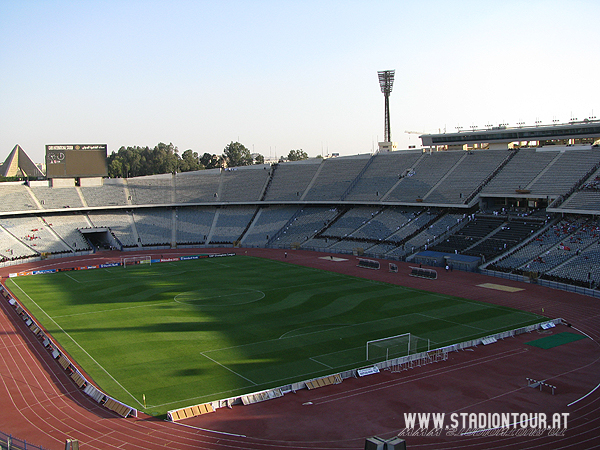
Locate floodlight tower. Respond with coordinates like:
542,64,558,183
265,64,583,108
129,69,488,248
378,70,395,143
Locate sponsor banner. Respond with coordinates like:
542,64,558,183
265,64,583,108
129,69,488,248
208,253,236,258
100,262,121,268
358,366,380,377
160,257,180,263
87,265,99,269
9,273,17,278
32,269,57,275
58,267,73,272
180,255,200,261
150,259,161,264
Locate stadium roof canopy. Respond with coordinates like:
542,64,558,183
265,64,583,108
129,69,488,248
0,145,44,178
420,121,600,147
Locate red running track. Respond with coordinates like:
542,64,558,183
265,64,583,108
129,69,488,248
1,248,599,450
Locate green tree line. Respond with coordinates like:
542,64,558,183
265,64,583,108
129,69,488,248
108,142,310,178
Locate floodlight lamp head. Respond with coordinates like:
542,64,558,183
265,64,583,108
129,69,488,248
378,70,395,95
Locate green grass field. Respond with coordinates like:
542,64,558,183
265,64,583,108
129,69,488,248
6,255,545,416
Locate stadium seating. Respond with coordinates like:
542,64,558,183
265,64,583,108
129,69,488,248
41,213,92,251
0,183,38,212
81,181,128,207
344,152,423,202
31,185,85,209
133,209,173,246
1,147,600,292
385,151,465,202
128,174,174,205
87,211,138,247
175,206,216,244
302,155,371,201
174,169,221,203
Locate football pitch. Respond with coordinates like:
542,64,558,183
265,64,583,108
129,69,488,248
6,255,545,416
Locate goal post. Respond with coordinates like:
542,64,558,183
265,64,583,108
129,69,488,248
366,333,430,362
121,255,152,268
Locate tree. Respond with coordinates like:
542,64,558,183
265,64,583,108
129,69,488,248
223,141,253,167
201,152,223,169
252,153,265,164
287,149,309,161
180,149,203,172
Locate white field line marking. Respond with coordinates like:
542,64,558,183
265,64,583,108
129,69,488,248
62,273,81,283
200,352,256,385
146,384,257,409
54,301,171,318
310,357,333,369
417,313,488,332
202,312,425,355
278,324,345,340
173,289,265,307
9,279,143,408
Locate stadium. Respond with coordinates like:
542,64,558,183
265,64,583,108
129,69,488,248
1,121,600,450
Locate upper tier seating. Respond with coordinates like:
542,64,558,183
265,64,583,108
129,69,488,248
31,186,84,209
0,184,38,212
344,152,422,202
303,156,370,201
219,166,270,202
424,150,509,204
81,183,128,207
174,170,221,203
481,149,558,196
263,160,321,201
385,151,465,202
128,174,173,205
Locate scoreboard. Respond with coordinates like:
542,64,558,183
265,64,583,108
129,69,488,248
45,144,108,178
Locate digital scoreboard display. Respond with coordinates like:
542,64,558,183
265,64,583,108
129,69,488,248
45,144,108,178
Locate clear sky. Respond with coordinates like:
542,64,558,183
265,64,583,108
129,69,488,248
1,0,599,164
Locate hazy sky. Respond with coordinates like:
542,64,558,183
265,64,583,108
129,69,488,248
1,0,599,164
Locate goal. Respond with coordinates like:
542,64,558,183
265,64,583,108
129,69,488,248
121,255,152,267
366,333,430,362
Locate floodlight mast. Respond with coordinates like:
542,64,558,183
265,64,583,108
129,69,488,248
378,70,395,143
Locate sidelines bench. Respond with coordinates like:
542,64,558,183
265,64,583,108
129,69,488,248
168,403,215,421
70,370,87,388
57,354,71,371
241,388,283,405
306,374,342,390
104,398,133,418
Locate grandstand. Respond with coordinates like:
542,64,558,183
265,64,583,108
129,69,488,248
0,132,600,291
2,127,600,450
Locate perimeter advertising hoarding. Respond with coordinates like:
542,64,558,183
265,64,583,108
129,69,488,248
45,144,108,178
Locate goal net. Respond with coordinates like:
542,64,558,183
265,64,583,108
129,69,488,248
366,333,429,362
121,255,152,267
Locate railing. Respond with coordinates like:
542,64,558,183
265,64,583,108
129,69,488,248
0,430,50,450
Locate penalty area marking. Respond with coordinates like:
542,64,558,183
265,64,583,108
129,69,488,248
477,283,524,293
200,352,257,385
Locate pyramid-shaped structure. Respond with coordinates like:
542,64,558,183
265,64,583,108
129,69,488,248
0,145,44,178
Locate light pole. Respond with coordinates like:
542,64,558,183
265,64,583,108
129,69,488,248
378,70,395,143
